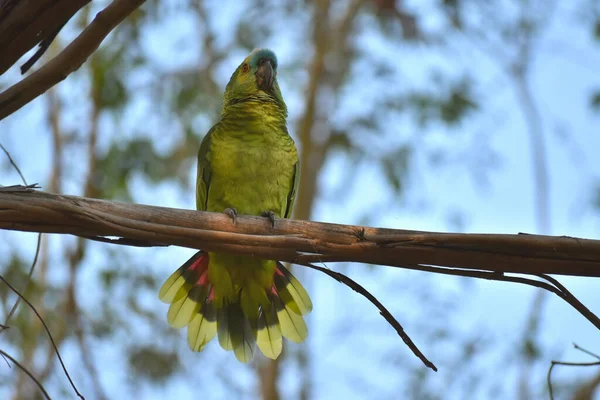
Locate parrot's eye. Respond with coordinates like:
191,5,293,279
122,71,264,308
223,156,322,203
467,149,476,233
242,63,250,73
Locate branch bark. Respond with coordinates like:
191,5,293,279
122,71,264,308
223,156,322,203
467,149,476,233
0,0,90,75
0,189,599,277
0,0,145,120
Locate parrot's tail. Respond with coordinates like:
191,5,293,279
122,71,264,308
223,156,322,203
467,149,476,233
158,250,312,362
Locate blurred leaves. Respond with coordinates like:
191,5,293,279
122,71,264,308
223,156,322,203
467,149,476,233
91,48,129,111
407,76,479,127
93,132,199,200
128,346,181,382
371,0,421,40
592,180,600,211
522,338,541,360
382,145,411,193
591,90,600,112
0,254,32,305
442,0,463,29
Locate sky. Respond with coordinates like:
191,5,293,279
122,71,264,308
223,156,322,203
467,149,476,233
1,1,600,399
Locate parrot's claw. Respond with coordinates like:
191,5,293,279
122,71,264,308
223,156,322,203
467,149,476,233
261,210,277,228
224,207,238,223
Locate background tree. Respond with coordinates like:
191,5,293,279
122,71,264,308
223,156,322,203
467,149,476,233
1,0,600,399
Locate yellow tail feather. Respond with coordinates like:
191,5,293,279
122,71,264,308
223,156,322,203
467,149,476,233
159,251,311,362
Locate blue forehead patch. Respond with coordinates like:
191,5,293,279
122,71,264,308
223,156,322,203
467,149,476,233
248,48,278,69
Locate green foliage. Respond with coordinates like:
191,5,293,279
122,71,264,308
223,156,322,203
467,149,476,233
0,254,30,303
89,303,119,339
407,76,479,127
382,145,411,193
592,181,600,210
441,81,479,125
522,338,541,360
128,346,181,382
91,48,130,111
591,90,600,112
94,132,200,200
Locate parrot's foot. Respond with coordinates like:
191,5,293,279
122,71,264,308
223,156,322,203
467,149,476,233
261,210,276,228
224,207,238,223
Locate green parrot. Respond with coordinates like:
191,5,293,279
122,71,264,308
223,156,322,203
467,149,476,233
158,48,312,363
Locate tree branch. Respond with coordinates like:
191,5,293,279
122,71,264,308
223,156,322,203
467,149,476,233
0,189,599,278
0,275,83,399
0,0,145,120
301,262,437,371
547,343,600,400
0,349,51,400
0,0,91,75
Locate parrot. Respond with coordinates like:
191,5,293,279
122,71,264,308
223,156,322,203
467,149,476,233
158,48,312,363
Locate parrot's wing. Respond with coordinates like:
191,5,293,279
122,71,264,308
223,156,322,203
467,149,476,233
196,125,217,211
284,160,300,219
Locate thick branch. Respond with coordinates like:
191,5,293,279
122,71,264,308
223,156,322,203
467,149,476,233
0,0,90,75
0,0,145,120
0,189,599,277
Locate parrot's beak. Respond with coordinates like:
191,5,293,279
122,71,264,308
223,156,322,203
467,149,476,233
256,59,274,91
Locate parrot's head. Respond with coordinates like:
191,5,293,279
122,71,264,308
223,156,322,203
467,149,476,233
223,48,286,114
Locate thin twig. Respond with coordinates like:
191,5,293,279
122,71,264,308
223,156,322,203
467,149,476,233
573,343,600,360
396,264,600,330
0,349,51,400
0,275,84,399
0,352,11,367
0,183,40,192
300,262,438,371
537,274,600,329
0,143,28,185
73,309,106,400
547,343,600,400
0,144,43,331
2,233,41,329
